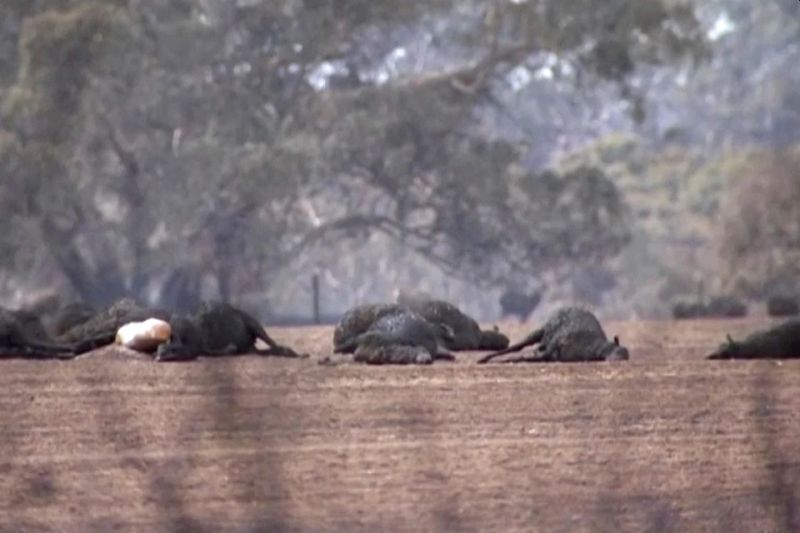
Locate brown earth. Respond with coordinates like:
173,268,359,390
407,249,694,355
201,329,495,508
0,318,798,532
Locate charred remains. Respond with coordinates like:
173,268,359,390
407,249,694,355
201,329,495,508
156,301,304,361
707,318,800,360
478,307,629,364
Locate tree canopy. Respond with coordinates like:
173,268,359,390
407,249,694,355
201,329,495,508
0,0,709,315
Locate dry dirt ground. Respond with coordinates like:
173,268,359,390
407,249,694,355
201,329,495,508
1,318,799,532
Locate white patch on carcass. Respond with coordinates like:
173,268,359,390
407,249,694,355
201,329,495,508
115,318,172,353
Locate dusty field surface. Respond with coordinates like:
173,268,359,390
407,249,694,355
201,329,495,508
1,318,799,532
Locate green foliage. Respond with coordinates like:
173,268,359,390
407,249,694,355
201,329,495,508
683,150,754,216
4,3,136,144
0,0,709,307
558,130,800,312
498,0,707,83
719,146,800,295
515,166,631,262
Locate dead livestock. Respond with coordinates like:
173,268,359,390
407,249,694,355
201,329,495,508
331,309,455,365
60,298,171,355
400,298,509,351
477,307,629,364
0,308,75,359
707,318,800,360
51,301,97,337
156,301,304,361
333,303,406,353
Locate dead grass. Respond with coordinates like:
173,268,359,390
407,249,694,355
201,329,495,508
0,317,798,531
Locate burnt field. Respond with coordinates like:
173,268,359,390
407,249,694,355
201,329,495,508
1,318,798,532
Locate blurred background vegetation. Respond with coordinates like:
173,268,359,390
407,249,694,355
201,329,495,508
0,0,797,321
